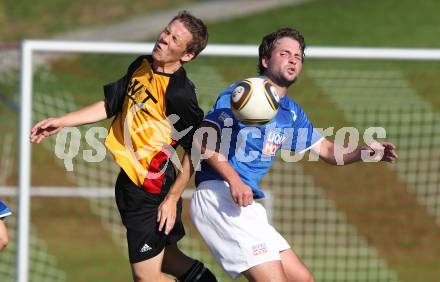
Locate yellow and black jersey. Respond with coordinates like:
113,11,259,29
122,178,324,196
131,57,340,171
103,55,203,195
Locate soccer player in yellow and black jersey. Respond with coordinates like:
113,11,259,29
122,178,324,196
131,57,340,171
30,11,217,282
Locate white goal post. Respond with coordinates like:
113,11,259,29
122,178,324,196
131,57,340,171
18,40,440,282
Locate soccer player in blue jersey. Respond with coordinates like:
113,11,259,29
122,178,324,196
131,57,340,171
0,199,11,251
190,28,398,282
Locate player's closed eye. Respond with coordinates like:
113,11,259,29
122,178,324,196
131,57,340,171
172,35,180,45
162,28,171,37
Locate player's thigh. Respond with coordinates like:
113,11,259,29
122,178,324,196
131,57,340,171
131,249,174,282
280,249,314,282
242,260,287,282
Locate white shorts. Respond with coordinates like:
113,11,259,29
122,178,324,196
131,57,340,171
190,180,290,279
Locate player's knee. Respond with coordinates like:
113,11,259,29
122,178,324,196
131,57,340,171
132,271,149,282
131,269,153,282
300,272,314,282
178,260,217,282
0,231,8,251
131,263,161,282
302,267,314,282
286,268,314,282
0,239,7,251
0,242,7,252
132,272,162,282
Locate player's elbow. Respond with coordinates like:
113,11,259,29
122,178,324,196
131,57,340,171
314,140,339,165
0,236,9,251
325,157,339,166
0,222,9,251
319,152,338,166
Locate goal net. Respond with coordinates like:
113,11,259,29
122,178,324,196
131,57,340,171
1,42,439,282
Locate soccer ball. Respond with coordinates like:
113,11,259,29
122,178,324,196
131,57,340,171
230,77,280,125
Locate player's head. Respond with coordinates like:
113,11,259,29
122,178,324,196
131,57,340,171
171,10,208,59
152,11,208,68
258,28,305,88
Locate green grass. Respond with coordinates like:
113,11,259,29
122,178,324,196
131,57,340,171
2,0,440,281
207,0,440,48
32,198,131,282
0,0,198,41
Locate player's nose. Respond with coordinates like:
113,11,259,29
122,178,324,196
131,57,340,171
289,56,296,65
161,33,171,44
157,33,168,45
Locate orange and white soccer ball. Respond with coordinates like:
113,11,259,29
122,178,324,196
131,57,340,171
231,77,280,125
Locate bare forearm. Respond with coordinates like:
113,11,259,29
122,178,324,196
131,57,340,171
195,122,253,206
166,153,194,201
317,137,397,165
316,138,362,165
205,150,254,207
206,151,242,186
60,101,107,127
340,147,362,165
323,146,362,165
194,122,242,186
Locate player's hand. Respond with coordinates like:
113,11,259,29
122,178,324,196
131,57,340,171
379,141,398,162
362,141,398,163
157,196,177,235
229,181,254,207
30,117,64,143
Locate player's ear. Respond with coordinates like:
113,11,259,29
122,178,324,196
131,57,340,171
181,52,195,64
262,57,269,69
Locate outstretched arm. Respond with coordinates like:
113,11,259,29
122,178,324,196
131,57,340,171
313,138,398,165
30,101,107,143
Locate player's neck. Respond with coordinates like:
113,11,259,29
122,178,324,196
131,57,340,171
274,85,288,98
153,61,182,74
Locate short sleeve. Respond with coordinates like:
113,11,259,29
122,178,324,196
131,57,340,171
203,85,237,130
0,200,11,219
286,103,323,153
204,112,235,132
103,75,128,117
103,56,144,118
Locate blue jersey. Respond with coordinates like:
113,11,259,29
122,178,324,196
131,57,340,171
0,199,11,219
195,83,323,199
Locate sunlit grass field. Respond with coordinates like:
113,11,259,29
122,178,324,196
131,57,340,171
0,0,199,41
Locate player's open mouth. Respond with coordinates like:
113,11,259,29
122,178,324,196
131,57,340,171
153,43,164,53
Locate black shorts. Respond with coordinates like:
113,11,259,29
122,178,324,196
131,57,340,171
115,169,185,264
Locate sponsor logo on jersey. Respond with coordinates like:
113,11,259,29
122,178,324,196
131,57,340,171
263,130,287,156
